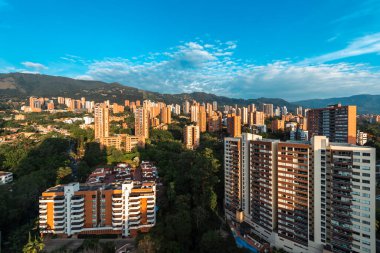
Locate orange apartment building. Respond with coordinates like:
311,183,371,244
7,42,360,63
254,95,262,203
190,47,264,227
39,181,156,237
94,103,110,140
160,106,172,124
197,106,207,132
271,119,285,132
227,113,241,137
112,103,125,114
183,125,200,150
307,104,357,144
207,113,222,132
100,134,145,152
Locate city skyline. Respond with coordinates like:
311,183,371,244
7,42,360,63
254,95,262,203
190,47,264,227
0,0,380,100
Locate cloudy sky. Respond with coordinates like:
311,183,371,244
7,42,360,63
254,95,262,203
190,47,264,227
0,0,379,101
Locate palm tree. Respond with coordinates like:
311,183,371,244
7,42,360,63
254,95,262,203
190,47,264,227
22,232,45,253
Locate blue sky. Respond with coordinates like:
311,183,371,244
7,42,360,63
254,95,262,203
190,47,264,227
0,0,380,100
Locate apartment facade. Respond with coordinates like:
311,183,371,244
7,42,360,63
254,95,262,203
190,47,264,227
39,181,156,237
183,125,200,150
227,113,241,137
135,107,150,139
94,103,110,140
307,104,357,144
224,133,376,253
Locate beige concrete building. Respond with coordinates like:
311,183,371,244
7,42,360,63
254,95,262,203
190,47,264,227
183,125,200,150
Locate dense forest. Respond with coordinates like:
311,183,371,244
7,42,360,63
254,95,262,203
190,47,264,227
135,129,248,253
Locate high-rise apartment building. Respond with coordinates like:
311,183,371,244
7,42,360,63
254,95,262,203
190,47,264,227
183,101,190,114
190,105,199,123
224,133,376,253
227,114,241,137
94,103,110,140
212,101,218,111
207,113,222,132
249,111,265,125
160,106,172,124
307,104,357,144
241,107,248,125
183,125,200,150
39,181,156,237
263,104,274,117
271,119,285,132
296,106,303,116
135,107,149,139
197,106,207,132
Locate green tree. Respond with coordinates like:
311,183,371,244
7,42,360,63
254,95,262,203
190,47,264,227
22,233,45,253
56,167,72,184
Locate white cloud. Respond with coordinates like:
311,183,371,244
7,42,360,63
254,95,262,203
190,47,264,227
75,75,94,80
78,40,380,100
21,61,48,70
303,32,380,64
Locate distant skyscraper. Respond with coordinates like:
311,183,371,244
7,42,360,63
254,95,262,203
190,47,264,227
183,101,190,114
241,107,248,125
296,106,303,116
307,104,357,144
227,114,241,137
212,101,218,111
281,106,288,116
135,107,149,139
160,106,172,124
274,106,281,117
262,103,274,117
94,103,110,140
184,125,200,150
197,106,207,132
190,105,199,123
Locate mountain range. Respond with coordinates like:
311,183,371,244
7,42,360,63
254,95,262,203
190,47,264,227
0,73,379,114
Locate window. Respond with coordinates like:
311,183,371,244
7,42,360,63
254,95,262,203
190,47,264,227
362,159,370,164
362,173,370,177
362,193,370,198
362,153,370,157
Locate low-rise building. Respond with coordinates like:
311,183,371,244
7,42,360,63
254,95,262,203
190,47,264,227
39,181,156,237
0,171,13,184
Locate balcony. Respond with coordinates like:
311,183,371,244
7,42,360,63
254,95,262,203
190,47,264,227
71,216,85,223
53,198,65,204
129,215,141,221
129,210,140,215
112,196,123,202
129,220,140,226
71,213,84,219
112,220,123,227
112,210,122,216
71,198,84,205
112,206,123,212
54,207,65,214
71,201,84,209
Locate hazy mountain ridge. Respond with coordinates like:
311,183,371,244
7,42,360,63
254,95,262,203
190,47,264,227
0,73,379,114
295,94,380,114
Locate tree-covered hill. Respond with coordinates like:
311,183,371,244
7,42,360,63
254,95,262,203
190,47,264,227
0,73,296,110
